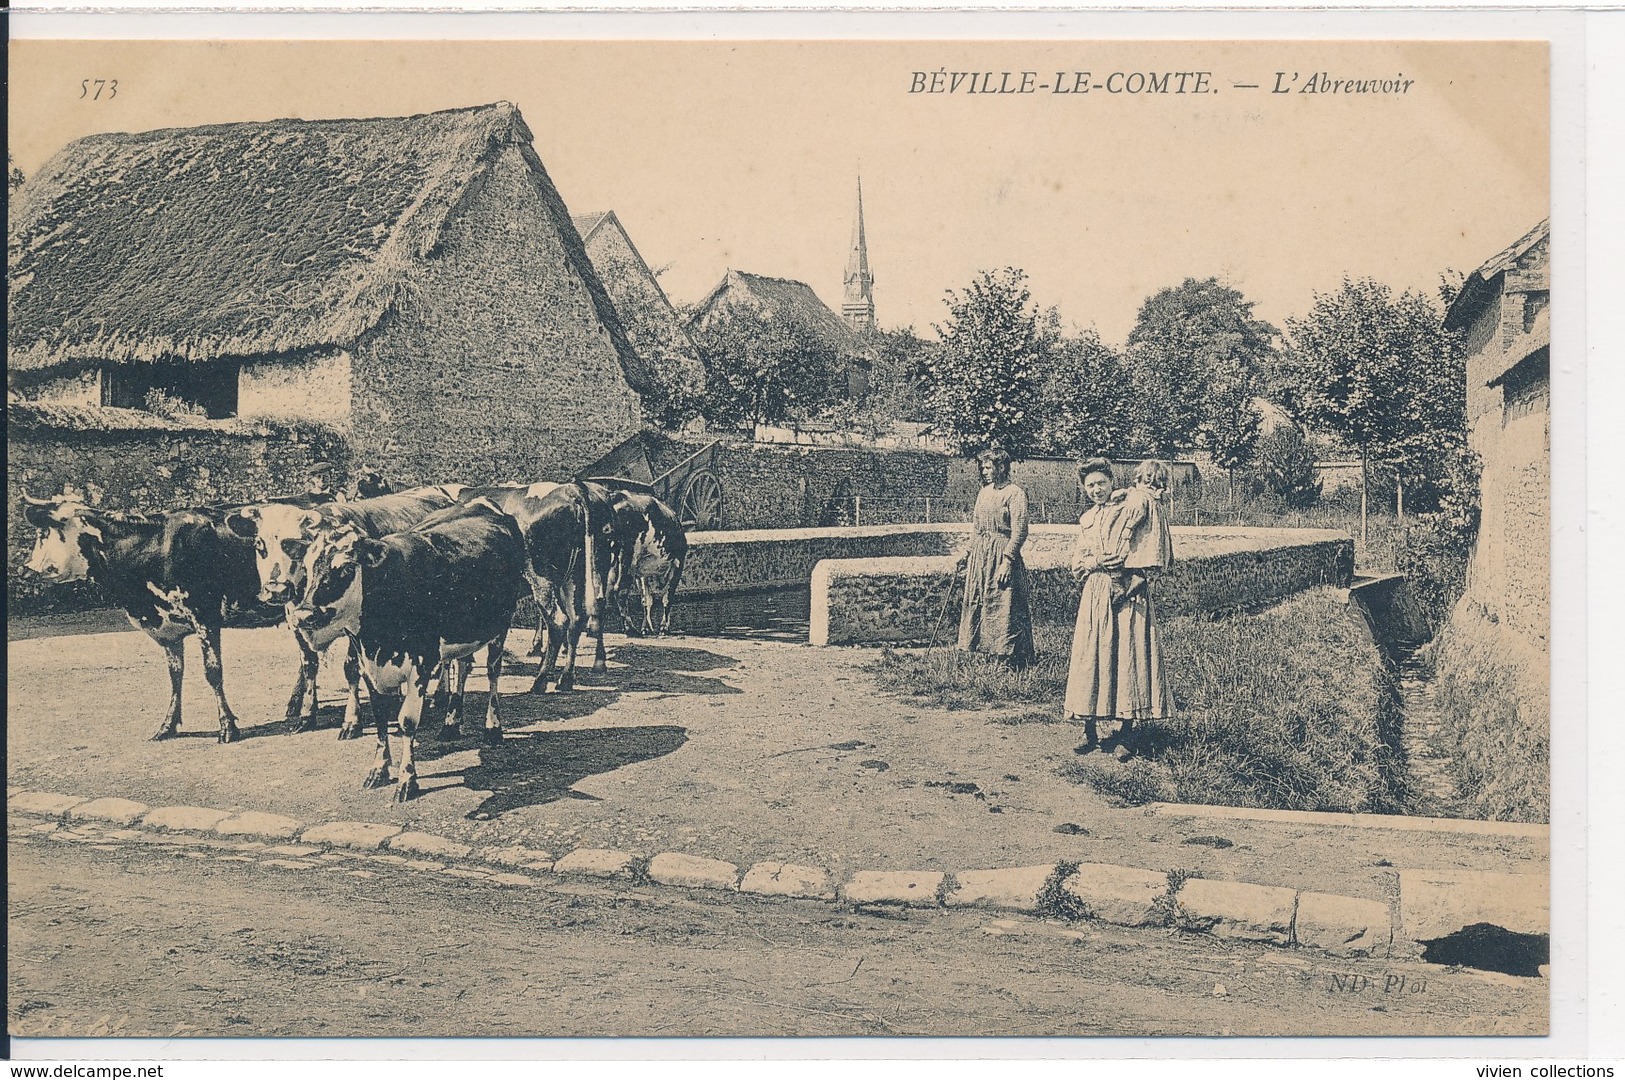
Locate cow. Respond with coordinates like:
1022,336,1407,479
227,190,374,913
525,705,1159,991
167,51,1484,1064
225,485,463,738
453,481,615,691
289,499,528,802
21,490,330,743
606,491,689,637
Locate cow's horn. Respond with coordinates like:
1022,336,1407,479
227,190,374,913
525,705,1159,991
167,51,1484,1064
20,489,55,506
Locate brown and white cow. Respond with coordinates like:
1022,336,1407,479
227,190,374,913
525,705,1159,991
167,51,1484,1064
606,491,689,637
22,491,330,743
289,499,528,801
227,485,462,737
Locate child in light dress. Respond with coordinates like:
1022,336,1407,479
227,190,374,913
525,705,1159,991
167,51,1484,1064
1106,459,1174,606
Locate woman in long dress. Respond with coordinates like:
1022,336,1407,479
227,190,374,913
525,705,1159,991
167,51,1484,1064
952,447,1035,668
1064,458,1174,759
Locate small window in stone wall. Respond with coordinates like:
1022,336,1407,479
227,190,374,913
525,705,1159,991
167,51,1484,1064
1501,348,1549,422
105,360,241,420
1523,290,1549,333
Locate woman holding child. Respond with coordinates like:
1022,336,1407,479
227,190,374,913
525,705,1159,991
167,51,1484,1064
1063,458,1175,759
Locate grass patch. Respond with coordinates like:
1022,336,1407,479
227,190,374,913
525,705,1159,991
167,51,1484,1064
1428,616,1549,823
870,586,1408,814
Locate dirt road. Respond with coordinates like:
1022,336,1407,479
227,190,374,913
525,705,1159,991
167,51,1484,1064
6,624,1546,901
9,831,1545,1040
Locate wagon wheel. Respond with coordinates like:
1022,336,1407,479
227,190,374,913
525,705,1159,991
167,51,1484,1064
679,469,724,529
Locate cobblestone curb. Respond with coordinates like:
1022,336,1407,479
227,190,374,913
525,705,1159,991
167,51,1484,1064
7,788,1545,957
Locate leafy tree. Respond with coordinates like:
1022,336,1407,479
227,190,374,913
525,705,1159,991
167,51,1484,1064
691,307,841,429
1281,277,1465,533
1125,277,1278,454
1035,329,1136,458
922,268,1053,458
1202,356,1263,503
7,153,23,196
822,326,933,441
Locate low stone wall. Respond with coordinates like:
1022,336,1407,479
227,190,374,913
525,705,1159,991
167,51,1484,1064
684,523,964,596
809,526,1354,646
8,402,349,611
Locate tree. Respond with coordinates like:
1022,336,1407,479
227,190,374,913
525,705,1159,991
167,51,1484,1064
1125,277,1277,454
7,153,23,196
691,307,842,429
1252,423,1321,508
1281,277,1464,538
821,326,933,441
1034,329,1136,458
1201,356,1263,504
922,268,1053,458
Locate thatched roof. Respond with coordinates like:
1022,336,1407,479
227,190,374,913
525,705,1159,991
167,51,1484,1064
688,270,860,353
8,102,646,394
1444,218,1550,331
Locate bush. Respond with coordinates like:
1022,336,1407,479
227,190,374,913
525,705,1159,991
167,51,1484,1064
142,388,207,420
1250,425,1321,508
1392,516,1472,634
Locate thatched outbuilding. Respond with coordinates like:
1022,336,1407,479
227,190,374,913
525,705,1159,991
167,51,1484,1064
687,269,871,397
571,210,706,403
8,101,649,484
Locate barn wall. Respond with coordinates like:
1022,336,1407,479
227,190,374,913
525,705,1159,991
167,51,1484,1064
239,351,353,424
7,403,349,611
347,146,643,487
26,369,104,407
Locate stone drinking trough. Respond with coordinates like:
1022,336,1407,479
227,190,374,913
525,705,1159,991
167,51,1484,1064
670,523,1353,646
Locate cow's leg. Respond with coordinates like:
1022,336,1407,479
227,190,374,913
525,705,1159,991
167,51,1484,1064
198,624,242,744
641,579,658,636
525,573,550,658
393,667,431,803
557,610,586,693
591,623,608,674
483,634,508,745
362,679,395,789
150,638,185,740
284,630,318,726
440,656,472,741
336,641,365,740
531,583,568,694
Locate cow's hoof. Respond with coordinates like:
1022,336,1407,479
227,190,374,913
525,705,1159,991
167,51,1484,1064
218,722,242,745
287,715,316,735
527,679,548,696
438,723,463,742
394,778,420,803
483,726,503,746
336,723,363,741
362,767,392,789
149,723,179,742
591,660,608,674
556,676,575,693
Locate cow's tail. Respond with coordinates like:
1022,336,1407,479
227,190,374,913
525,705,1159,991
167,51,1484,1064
574,481,602,634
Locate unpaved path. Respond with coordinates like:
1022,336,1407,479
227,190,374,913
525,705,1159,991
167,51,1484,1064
9,833,1545,1039
7,624,1545,900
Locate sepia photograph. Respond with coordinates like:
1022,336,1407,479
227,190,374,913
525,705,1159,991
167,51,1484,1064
7,32,1555,1044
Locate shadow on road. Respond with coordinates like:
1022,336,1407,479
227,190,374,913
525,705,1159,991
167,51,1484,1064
433,724,690,819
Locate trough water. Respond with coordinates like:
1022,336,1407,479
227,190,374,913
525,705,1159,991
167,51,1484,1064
662,586,811,643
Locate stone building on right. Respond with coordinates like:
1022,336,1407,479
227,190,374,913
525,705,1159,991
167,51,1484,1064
1435,218,1550,821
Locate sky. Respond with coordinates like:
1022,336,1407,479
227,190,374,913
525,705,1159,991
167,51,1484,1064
9,39,1548,346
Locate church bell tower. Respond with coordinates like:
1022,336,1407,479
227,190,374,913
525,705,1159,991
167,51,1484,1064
842,178,876,331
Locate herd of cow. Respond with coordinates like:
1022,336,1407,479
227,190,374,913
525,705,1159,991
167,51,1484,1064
22,478,689,802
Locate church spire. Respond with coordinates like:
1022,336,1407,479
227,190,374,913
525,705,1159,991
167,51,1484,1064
842,177,875,331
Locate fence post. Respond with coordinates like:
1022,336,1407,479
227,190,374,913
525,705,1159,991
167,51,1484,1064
925,496,932,524
854,494,862,526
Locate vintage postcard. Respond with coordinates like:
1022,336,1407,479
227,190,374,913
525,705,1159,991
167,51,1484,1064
7,31,1556,1047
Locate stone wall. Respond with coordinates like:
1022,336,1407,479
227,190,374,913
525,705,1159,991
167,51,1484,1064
8,402,348,610
348,145,644,488
809,526,1354,646
661,439,950,530
684,523,963,596
238,350,353,425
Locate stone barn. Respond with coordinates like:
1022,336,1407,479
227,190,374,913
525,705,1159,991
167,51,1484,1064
1444,218,1549,662
1434,217,1550,820
572,210,707,410
7,101,650,485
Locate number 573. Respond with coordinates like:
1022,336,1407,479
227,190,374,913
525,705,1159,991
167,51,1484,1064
80,79,118,100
